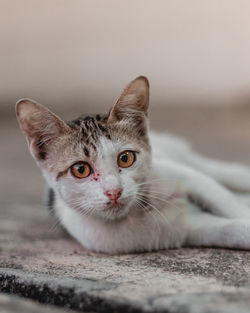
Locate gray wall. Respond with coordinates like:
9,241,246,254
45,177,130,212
2,0,250,117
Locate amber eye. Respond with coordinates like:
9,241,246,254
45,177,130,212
117,151,136,168
70,162,92,179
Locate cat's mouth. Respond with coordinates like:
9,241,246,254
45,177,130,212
101,197,134,219
104,201,123,211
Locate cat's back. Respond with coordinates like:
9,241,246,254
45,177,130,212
149,131,191,161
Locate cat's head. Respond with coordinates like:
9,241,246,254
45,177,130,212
16,76,151,220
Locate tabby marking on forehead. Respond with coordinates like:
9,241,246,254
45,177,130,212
56,99,151,172
69,114,111,142
84,146,90,157
69,112,149,147
67,114,113,160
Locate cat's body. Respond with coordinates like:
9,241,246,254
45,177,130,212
16,76,250,254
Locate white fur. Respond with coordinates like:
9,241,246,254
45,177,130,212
51,131,250,253
54,194,187,254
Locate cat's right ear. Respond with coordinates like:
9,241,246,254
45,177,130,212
16,99,70,162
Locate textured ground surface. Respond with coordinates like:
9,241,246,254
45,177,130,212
1,108,250,312
0,293,77,313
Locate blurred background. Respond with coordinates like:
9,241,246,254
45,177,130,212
2,0,250,116
1,0,250,204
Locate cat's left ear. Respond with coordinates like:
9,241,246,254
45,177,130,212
108,76,149,123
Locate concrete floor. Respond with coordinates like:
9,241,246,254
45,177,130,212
1,108,250,312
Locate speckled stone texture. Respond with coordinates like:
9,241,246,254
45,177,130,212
1,109,250,312
0,294,76,313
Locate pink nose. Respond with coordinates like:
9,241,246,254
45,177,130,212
105,188,122,201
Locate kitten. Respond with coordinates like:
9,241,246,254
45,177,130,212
16,76,250,254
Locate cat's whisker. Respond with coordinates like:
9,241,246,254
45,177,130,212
48,213,65,234
139,183,184,195
138,182,181,191
66,198,105,208
135,194,171,227
48,219,61,233
72,200,106,218
137,190,178,201
137,183,179,190
136,178,180,187
138,189,178,198
135,199,161,234
74,204,95,217
136,191,184,213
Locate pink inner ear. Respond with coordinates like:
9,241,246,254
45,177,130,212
119,94,138,107
17,99,72,163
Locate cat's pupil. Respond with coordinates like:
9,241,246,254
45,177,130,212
121,154,128,163
78,165,85,174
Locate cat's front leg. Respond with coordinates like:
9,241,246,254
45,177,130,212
153,159,250,219
185,203,250,249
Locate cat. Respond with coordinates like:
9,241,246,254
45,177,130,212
16,76,250,254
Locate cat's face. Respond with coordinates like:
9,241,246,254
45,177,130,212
16,76,151,220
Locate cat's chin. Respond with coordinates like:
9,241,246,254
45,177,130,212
92,200,135,221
